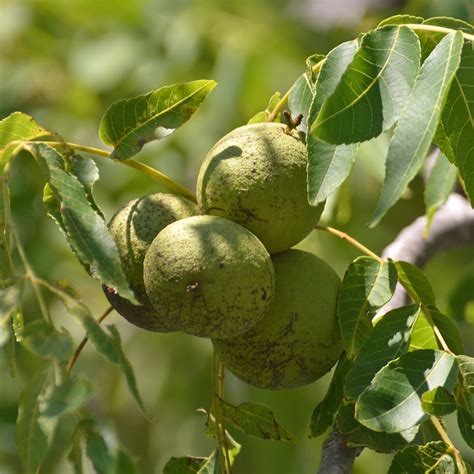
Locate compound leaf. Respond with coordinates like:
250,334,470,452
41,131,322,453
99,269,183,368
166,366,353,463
370,31,463,226
99,80,216,160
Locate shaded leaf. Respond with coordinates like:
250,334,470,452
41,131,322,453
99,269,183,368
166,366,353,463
40,376,93,417
68,433,83,474
0,112,54,166
395,261,436,305
427,305,464,355
21,320,74,360
99,80,217,160
369,31,463,226
457,355,474,396
389,441,455,473
220,400,295,442
421,386,456,416
345,304,420,399
307,40,359,205
309,355,351,437
163,450,218,474
107,324,147,417
424,150,457,234
16,365,54,474
23,143,135,302
457,406,474,449
288,74,314,132
337,257,397,359
356,350,458,433
84,419,138,474
449,262,474,321
435,41,474,205
311,26,420,144
337,402,417,453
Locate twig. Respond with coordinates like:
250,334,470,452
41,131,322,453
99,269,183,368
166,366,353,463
431,417,466,474
66,306,114,374
317,429,362,474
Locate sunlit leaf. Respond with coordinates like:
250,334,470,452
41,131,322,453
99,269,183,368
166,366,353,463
337,257,397,359
409,313,438,351
288,74,313,132
220,400,295,442
345,304,420,399
99,80,217,160
16,365,54,474
389,441,455,473
0,112,54,166
356,350,458,433
307,40,359,205
421,386,456,416
309,355,350,437
21,320,74,361
377,15,424,27
369,31,463,226
424,150,457,234
311,26,420,144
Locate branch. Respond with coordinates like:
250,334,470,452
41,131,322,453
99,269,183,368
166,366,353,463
381,193,474,313
317,429,362,474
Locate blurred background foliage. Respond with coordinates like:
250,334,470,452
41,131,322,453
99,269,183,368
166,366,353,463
0,0,473,473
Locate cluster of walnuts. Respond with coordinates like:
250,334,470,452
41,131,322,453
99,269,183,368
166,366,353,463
105,122,342,389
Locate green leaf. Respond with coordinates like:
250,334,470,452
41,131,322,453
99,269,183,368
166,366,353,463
84,419,138,474
106,324,147,417
248,91,282,124
389,441,455,474
457,405,474,449
0,283,22,347
24,143,135,302
220,400,296,442
39,376,93,417
68,433,84,474
99,80,217,160
409,313,439,351
69,154,102,216
0,112,54,166
309,355,351,438
21,320,74,360
288,74,313,132
435,41,474,205
307,40,359,205
163,450,218,474
337,257,397,359
311,26,420,144
395,261,436,305
345,304,420,400
427,305,464,355
424,151,457,234
16,365,54,474
369,31,464,226
356,349,458,433
336,402,417,453
377,15,424,27
421,386,456,416
449,262,474,321
456,355,474,445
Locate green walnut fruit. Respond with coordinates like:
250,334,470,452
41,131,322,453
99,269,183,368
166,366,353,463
143,215,275,338
105,193,198,332
197,123,323,254
213,249,342,389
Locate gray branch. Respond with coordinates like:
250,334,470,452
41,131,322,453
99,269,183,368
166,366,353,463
317,193,474,473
